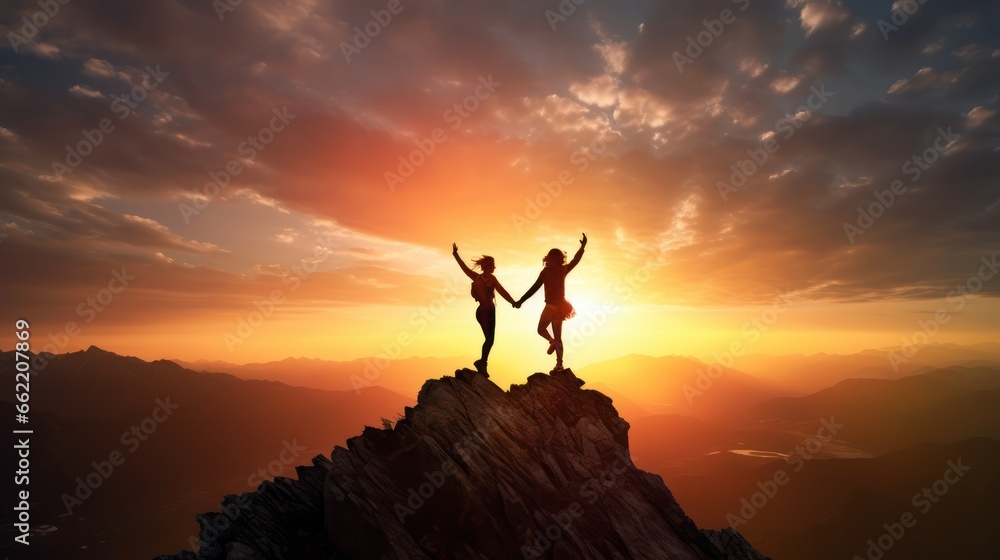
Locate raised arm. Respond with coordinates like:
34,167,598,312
493,279,516,305
517,271,544,305
452,243,476,280
566,232,587,273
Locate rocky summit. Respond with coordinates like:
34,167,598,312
156,368,769,560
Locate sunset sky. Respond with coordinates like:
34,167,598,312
1,0,998,371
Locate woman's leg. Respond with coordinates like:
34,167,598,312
537,305,554,342
479,306,496,363
553,318,564,365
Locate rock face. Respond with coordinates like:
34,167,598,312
157,368,769,560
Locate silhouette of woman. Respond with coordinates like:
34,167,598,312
515,233,587,372
452,243,517,377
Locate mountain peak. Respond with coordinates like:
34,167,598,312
158,368,768,560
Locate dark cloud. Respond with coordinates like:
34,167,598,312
0,0,998,318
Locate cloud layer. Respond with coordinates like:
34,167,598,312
1,0,998,338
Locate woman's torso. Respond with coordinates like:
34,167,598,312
473,273,497,305
542,266,566,303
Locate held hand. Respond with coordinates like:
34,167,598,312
513,301,521,309
580,232,587,247
452,242,458,254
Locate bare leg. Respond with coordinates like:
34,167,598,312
539,306,562,355
536,315,553,343
479,306,496,362
553,319,564,367
474,305,495,376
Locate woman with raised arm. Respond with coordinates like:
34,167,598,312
515,233,587,372
452,243,517,377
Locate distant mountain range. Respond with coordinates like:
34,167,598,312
663,438,1000,560
735,341,1000,395
156,368,768,560
172,355,468,397
746,365,1000,454
576,354,782,417
0,346,414,560
2,343,998,559
173,343,1000,420
627,364,1000,560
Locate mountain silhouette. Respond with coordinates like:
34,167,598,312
172,355,469,396
734,344,1000,396
576,354,782,417
156,368,768,559
668,438,1000,560
0,346,414,560
747,366,1000,454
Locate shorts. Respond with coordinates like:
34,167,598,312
542,299,575,321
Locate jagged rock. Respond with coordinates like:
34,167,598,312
156,368,769,560
700,528,770,560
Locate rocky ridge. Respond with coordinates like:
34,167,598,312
157,368,768,560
